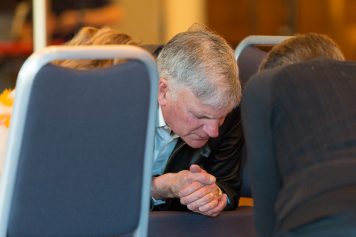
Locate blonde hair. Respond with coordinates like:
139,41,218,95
54,26,139,69
64,26,99,46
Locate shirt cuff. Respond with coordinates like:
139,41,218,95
152,196,166,206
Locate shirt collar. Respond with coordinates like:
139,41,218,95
157,106,166,128
157,106,179,138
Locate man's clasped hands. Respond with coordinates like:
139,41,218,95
151,164,227,217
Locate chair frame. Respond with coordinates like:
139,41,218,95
235,35,292,60
0,45,158,237
234,35,292,199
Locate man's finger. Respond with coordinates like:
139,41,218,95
179,181,204,199
201,194,227,217
180,183,217,205
185,191,219,210
188,198,219,212
189,172,216,184
189,164,202,173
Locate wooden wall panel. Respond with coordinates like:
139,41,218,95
207,0,356,59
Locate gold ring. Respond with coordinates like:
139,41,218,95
216,187,223,196
211,187,223,198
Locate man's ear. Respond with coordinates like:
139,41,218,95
158,78,169,106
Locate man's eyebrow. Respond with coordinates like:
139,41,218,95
192,111,220,120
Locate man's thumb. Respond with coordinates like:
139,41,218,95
189,164,202,173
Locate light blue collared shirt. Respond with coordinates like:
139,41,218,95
152,107,179,205
152,106,179,176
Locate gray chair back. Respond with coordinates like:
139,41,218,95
0,46,158,237
235,35,291,198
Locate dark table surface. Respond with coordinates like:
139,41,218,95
149,206,256,237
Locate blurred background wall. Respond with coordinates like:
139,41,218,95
118,0,356,59
206,0,356,59
1,0,356,91
117,0,206,44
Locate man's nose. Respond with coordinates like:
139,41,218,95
203,120,220,138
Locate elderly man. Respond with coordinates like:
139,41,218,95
151,25,243,217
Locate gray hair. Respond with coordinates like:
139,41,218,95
157,25,241,110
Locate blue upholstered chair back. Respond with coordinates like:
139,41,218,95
237,46,266,91
236,46,266,198
0,46,158,237
235,35,291,198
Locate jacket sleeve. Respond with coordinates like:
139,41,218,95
202,106,244,210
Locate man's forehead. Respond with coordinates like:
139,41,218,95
172,86,233,116
188,100,232,119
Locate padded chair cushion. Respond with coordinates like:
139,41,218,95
237,46,266,198
8,61,151,237
237,46,266,90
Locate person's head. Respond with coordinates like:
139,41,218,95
157,24,241,148
259,33,345,72
54,26,138,69
63,26,99,46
